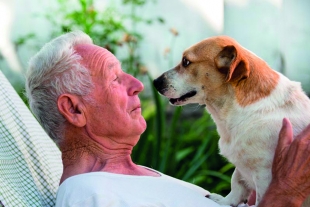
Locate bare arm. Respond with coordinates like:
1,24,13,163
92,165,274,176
258,118,310,207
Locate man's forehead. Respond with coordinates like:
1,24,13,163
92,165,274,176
74,44,110,59
74,43,120,72
106,61,121,69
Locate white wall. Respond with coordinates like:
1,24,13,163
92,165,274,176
223,0,310,92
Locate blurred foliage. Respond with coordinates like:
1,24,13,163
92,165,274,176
44,0,164,77
15,0,233,195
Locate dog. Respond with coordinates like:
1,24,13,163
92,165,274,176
153,36,310,206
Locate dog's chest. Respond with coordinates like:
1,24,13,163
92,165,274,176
218,133,274,163
213,110,280,169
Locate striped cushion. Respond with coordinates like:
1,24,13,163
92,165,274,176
0,71,62,207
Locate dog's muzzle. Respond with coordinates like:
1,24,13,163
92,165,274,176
153,74,167,94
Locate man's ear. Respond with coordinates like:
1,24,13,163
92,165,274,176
57,94,86,127
215,45,250,83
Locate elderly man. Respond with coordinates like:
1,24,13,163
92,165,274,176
26,31,310,207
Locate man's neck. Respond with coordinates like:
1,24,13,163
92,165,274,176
59,135,159,184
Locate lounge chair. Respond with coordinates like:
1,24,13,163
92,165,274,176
0,70,62,207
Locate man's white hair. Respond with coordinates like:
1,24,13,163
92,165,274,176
26,30,94,146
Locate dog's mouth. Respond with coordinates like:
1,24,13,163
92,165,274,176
169,90,197,105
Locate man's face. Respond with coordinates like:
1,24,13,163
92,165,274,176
75,44,146,145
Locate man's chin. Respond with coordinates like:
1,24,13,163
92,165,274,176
139,118,147,133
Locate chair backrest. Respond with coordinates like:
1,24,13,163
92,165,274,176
0,70,62,207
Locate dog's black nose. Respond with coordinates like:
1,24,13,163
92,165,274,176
153,74,165,91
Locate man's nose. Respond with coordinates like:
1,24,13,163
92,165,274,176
128,75,144,95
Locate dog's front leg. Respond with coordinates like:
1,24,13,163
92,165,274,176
253,169,272,205
208,168,250,206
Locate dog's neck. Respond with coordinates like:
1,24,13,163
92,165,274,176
232,51,280,107
204,52,280,122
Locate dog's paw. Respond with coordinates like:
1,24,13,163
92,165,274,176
206,193,247,207
206,193,226,204
236,204,256,207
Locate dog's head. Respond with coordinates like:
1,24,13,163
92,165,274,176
153,36,278,107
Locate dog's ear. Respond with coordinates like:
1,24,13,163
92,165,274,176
215,45,250,83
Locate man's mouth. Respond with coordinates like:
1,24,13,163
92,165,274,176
169,90,197,105
130,103,142,113
132,105,141,111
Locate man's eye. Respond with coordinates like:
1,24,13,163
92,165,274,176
182,57,191,67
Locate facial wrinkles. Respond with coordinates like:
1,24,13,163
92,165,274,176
88,49,118,77
75,44,118,77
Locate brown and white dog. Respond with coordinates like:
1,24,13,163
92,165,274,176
153,36,310,206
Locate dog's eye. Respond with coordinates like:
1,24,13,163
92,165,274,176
182,57,191,67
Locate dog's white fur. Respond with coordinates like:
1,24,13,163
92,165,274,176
153,36,310,206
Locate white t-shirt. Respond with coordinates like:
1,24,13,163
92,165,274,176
55,167,231,207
